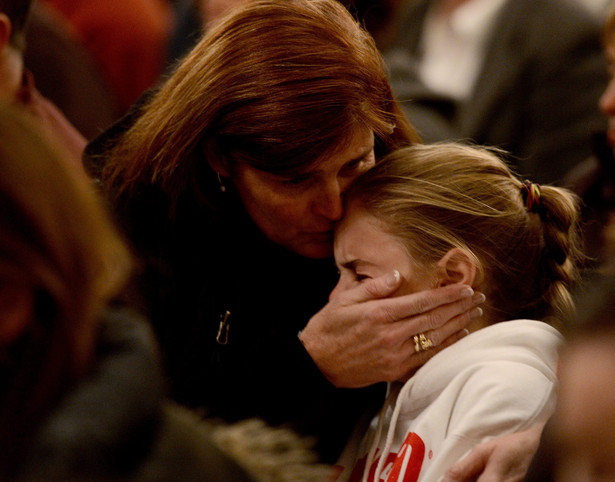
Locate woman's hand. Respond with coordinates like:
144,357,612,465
298,270,484,388
441,423,544,482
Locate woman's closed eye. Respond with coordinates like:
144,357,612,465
340,150,375,177
280,173,314,188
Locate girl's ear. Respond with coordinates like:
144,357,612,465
436,247,478,287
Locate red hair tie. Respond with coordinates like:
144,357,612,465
521,180,541,213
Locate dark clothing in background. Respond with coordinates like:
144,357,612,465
11,308,252,481
387,0,608,184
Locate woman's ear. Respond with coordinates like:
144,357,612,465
208,157,230,177
204,144,231,178
436,248,478,287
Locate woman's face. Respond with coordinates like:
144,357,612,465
329,202,434,300
0,284,33,345
229,129,376,259
200,0,249,27
599,42,615,153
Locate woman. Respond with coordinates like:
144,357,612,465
83,0,529,471
331,143,581,481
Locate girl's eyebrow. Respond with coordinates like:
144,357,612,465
339,259,359,271
338,258,376,271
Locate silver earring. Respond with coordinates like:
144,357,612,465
217,172,226,193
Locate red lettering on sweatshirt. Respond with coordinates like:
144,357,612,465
349,432,426,482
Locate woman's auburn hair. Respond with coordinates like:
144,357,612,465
0,103,132,458
347,142,583,325
100,0,419,207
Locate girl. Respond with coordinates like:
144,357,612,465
332,142,581,482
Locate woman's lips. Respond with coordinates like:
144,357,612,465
607,128,615,150
305,230,334,242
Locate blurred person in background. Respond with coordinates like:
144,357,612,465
0,101,334,482
524,273,615,482
43,0,173,114
168,0,249,67
385,0,608,184
563,0,615,279
23,1,121,140
0,0,86,173
0,101,247,480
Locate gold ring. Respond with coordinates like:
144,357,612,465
413,333,433,353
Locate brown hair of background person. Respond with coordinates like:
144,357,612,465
0,102,131,473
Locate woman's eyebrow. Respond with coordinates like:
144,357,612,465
347,145,375,164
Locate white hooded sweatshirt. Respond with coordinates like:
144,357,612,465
335,320,563,482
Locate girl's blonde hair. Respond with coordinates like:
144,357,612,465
0,103,132,463
347,143,582,324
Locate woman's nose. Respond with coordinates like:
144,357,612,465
312,180,346,221
599,78,615,116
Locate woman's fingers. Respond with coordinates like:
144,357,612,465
369,285,477,328
378,306,478,382
397,293,485,345
364,287,483,339
441,424,543,482
301,276,487,388
342,270,473,309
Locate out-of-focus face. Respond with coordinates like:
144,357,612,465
552,337,615,482
199,0,250,27
330,202,435,300
0,284,33,346
229,129,376,259
599,41,615,154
